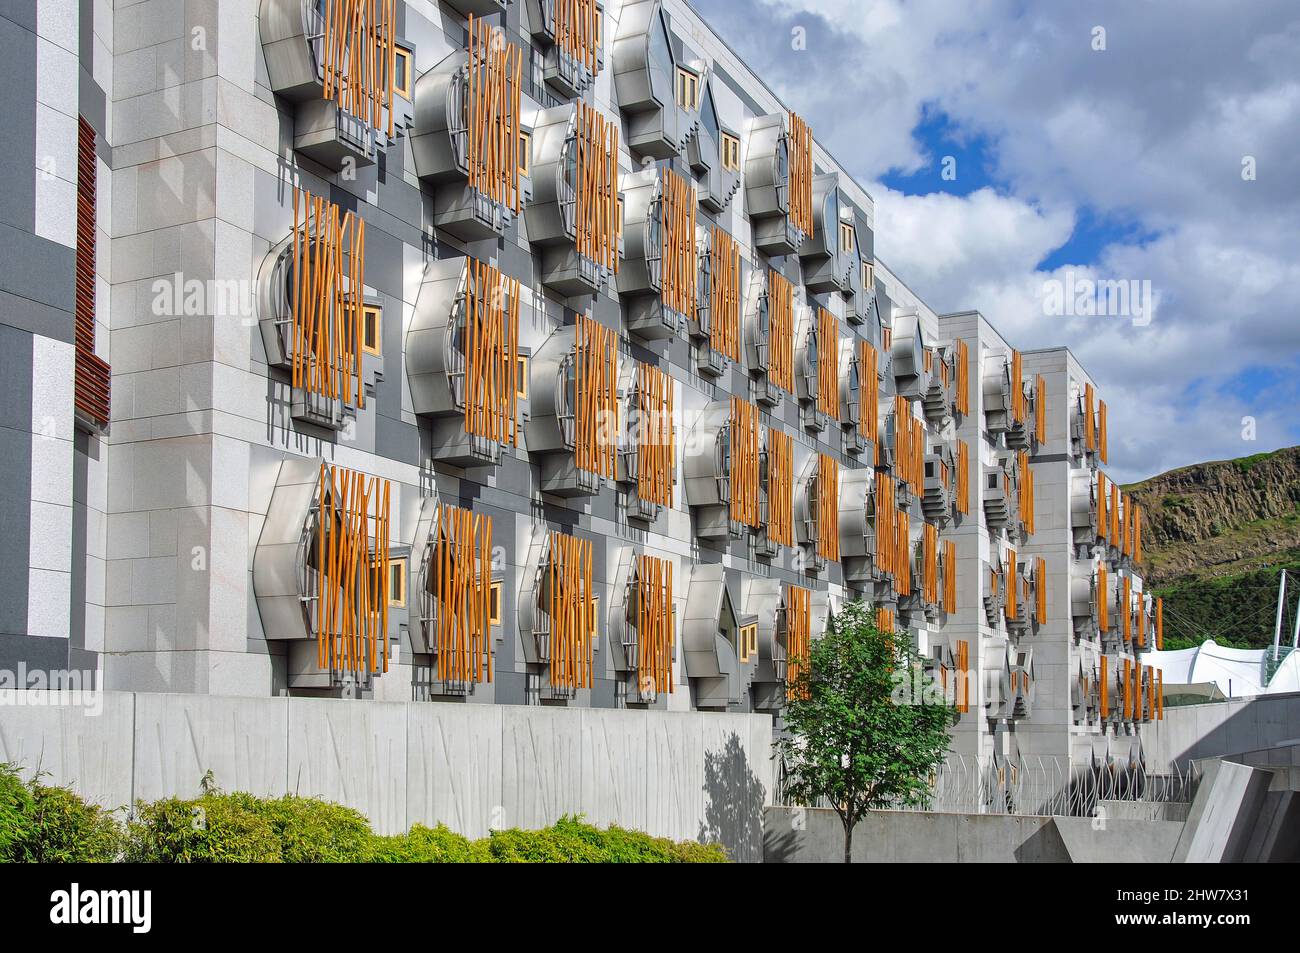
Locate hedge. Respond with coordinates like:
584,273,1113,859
0,766,729,863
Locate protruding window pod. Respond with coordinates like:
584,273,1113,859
611,0,703,159
527,0,605,99
618,166,697,340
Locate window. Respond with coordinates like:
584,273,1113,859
590,596,600,637
516,355,529,399
489,580,503,625
387,558,406,608
676,67,699,109
393,46,412,99
840,221,855,254
362,304,382,356
721,132,741,171
862,260,874,291
518,131,530,177
738,622,758,662
615,197,624,242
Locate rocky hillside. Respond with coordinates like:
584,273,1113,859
1125,446,1300,649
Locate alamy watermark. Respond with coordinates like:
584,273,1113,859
1041,269,1156,327
0,663,103,715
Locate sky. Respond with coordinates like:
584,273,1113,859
689,0,1300,484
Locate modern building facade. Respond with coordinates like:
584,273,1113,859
0,0,1166,785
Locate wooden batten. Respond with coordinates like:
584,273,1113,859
785,584,811,698
635,553,674,695
659,168,697,318
548,530,594,689
730,396,761,527
466,15,523,213
816,453,839,561
553,0,600,73
574,102,620,272
857,340,878,442
942,540,957,614
816,308,839,420
954,339,971,416
464,258,521,445
709,226,741,360
321,0,397,140
575,314,618,477
766,429,794,547
636,363,675,506
433,503,493,685
767,270,794,393
786,111,813,235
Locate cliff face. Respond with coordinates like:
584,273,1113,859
1126,446,1300,648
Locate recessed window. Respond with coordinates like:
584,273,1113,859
590,596,600,637
721,132,741,171
362,304,382,356
615,197,624,242
676,67,699,110
489,580,503,625
840,221,855,254
516,355,529,399
387,558,406,608
393,46,413,99
738,622,758,661
518,131,531,177
862,260,874,291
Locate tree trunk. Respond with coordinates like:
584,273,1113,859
843,820,853,863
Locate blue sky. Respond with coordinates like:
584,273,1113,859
690,0,1300,482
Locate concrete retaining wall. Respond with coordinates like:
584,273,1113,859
1145,692,1300,770
0,691,774,861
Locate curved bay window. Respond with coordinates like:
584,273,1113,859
797,453,840,570
420,503,494,695
765,270,794,395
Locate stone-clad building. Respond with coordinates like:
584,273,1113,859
0,0,1164,786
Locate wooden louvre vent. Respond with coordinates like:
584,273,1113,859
432,503,494,685
942,540,958,614
1009,349,1026,424
766,428,794,547
709,226,741,360
816,453,840,561
955,439,970,515
547,530,595,690
575,314,618,478
785,584,811,698
466,14,523,214
321,0,398,140
816,308,840,420
954,339,970,416
635,362,674,506
786,111,813,235
291,186,367,408
574,101,620,273
74,116,110,430
659,168,697,318
730,396,761,527
312,462,391,677
857,340,878,443
922,522,939,606
767,269,795,393
464,258,521,445
634,553,674,695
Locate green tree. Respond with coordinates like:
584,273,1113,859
776,601,954,863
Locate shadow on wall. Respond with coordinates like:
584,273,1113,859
700,732,765,863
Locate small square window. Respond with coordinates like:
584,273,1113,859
362,305,382,356
518,131,531,178
840,221,855,254
516,355,529,399
862,260,875,291
393,47,413,100
721,132,741,172
489,580,503,625
676,68,699,110
387,558,406,608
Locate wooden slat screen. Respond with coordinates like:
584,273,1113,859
709,225,741,361
816,308,839,419
466,14,522,214
1009,350,1026,424
548,530,594,690
575,314,618,478
1004,547,1018,620
636,362,674,506
574,101,620,272
955,639,970,713
635,553,674,695
1084,383,1096,451
954,339,970,416
816,453,840,561
1133,503,1143,562
894,395,910,479
909,415,924,495
1135,589,1146,647
1034,373,1046,443
895,509,911,597
786,111,813,235
1097,471,1109,541
1035,556,1047,624
433,503,493,685
922,522,939,605
1018,451,1035,535
660,168,697,318
956,439,970,515
1109,481,1121,548
313,462,391,676
1098,399,1109,464
1120,493,1131,557
553,0,600,74
322,0,397,140
464,258,520,445
1157,669,1164,720
1097,564,1109,632
1156,596,1163,650
291,186,366,408
942,540,957,614
767,270,794,393
858,340,878,443
74,116,109,429
785,584,811,698
730,396,760,526
875,475,899,582
1121,575,1132,644
766,428,794,547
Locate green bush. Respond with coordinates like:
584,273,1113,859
0,764,35,862
19,783,122,862
252,795,373,863
367,824,491,863
482,815,727,863
126,793,282,863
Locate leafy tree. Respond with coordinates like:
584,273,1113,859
776,601,954,862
